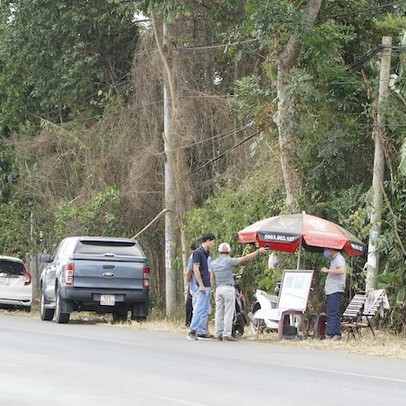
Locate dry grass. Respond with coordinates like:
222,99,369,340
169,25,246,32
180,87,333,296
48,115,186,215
244,329,406,359
93,317,406,360
2,307,405,359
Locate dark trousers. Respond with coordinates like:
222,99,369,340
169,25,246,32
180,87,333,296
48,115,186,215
326,292,343,336
185,292,193,326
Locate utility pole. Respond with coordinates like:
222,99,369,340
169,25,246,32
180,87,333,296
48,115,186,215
163,22,177,315
366,36,392,291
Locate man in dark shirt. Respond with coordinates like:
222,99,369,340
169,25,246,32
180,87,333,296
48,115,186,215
187,233,215,340
184,240,199,327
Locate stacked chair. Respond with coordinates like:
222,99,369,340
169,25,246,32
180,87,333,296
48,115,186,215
341,289,390,339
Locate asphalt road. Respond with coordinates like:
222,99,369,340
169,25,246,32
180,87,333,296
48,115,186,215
1,314,405,406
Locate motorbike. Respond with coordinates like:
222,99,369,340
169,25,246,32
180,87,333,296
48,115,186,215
232,275,248,337
247,286,280,334
248,281,309,336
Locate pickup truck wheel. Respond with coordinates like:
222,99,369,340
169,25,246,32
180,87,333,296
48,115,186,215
112,307,128,323
132,316,147,322
55,289,70,324
131,303,148,321
40,291,54,321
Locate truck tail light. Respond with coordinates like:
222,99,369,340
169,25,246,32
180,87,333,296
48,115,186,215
65,262,75,285
23,266,32,286
143,265,150,289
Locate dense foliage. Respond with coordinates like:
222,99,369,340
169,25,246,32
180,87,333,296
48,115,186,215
0,0,139,135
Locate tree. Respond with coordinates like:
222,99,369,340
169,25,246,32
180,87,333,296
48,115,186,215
0,0,139,135
275,0,322,208
245,0,321,207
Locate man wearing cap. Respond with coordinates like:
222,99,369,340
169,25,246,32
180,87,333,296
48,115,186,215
210,243,267,341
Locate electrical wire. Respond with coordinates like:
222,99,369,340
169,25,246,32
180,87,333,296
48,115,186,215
178,38,258,52
36,26,406,121
36,67,406,126
34,33,406,127
327,0,406,18
192,130,261,173
199,153,257,186
351,45,406,70
153,122,254,156
56,98,164,125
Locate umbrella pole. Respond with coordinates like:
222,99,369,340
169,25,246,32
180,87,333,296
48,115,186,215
297,237,302,270
297,213,304,270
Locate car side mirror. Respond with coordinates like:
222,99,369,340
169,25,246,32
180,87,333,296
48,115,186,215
39,253,52,263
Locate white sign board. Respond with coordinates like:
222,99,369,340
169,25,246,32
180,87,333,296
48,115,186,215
277,270,314,311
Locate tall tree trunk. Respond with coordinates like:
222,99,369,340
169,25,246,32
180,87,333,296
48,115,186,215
273,0,322,208
152,17,191,315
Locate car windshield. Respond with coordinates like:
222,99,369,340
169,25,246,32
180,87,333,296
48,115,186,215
0,259,24,276
76,240,143,256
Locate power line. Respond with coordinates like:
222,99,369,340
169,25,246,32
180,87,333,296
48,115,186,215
193,130,261,173
153,122,254,156
349,47,381,70
178,38,258,52
38,92,240,126
37,77,406,126
37,68,406,125
36,38,406,125
350,44,406,70
383,45,406,51
328,0,406,18
57,98,164,125
200,153,257,186
325,77,406,85
186,94,239,99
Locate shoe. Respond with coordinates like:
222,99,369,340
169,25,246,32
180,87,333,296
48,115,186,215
216,334,223,341
325,335,334,340
333,335,342,341
223,336,237,341
187,331,197,341
197,334,214,340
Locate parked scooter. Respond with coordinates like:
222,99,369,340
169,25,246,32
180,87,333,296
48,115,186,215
232,275,247,337
248,281,309,336
247,285,279,334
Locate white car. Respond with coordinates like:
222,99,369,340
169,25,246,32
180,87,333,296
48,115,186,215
0,255,32,311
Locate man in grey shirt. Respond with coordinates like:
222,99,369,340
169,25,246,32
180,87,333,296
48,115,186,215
321,247,346,340
210,243,267,341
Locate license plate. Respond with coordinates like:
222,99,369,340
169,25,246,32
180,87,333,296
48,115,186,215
100,294,115,306
0,277,9,286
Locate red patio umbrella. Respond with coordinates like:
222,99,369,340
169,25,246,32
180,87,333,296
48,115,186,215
238,212,366,257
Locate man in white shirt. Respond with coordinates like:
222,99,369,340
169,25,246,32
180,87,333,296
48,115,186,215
321,247,346,340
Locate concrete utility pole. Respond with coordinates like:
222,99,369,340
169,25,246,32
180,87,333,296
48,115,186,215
163,22,177,315
366,36,392,291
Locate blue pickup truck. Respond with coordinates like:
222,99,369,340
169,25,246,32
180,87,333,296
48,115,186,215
39,236,150,323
